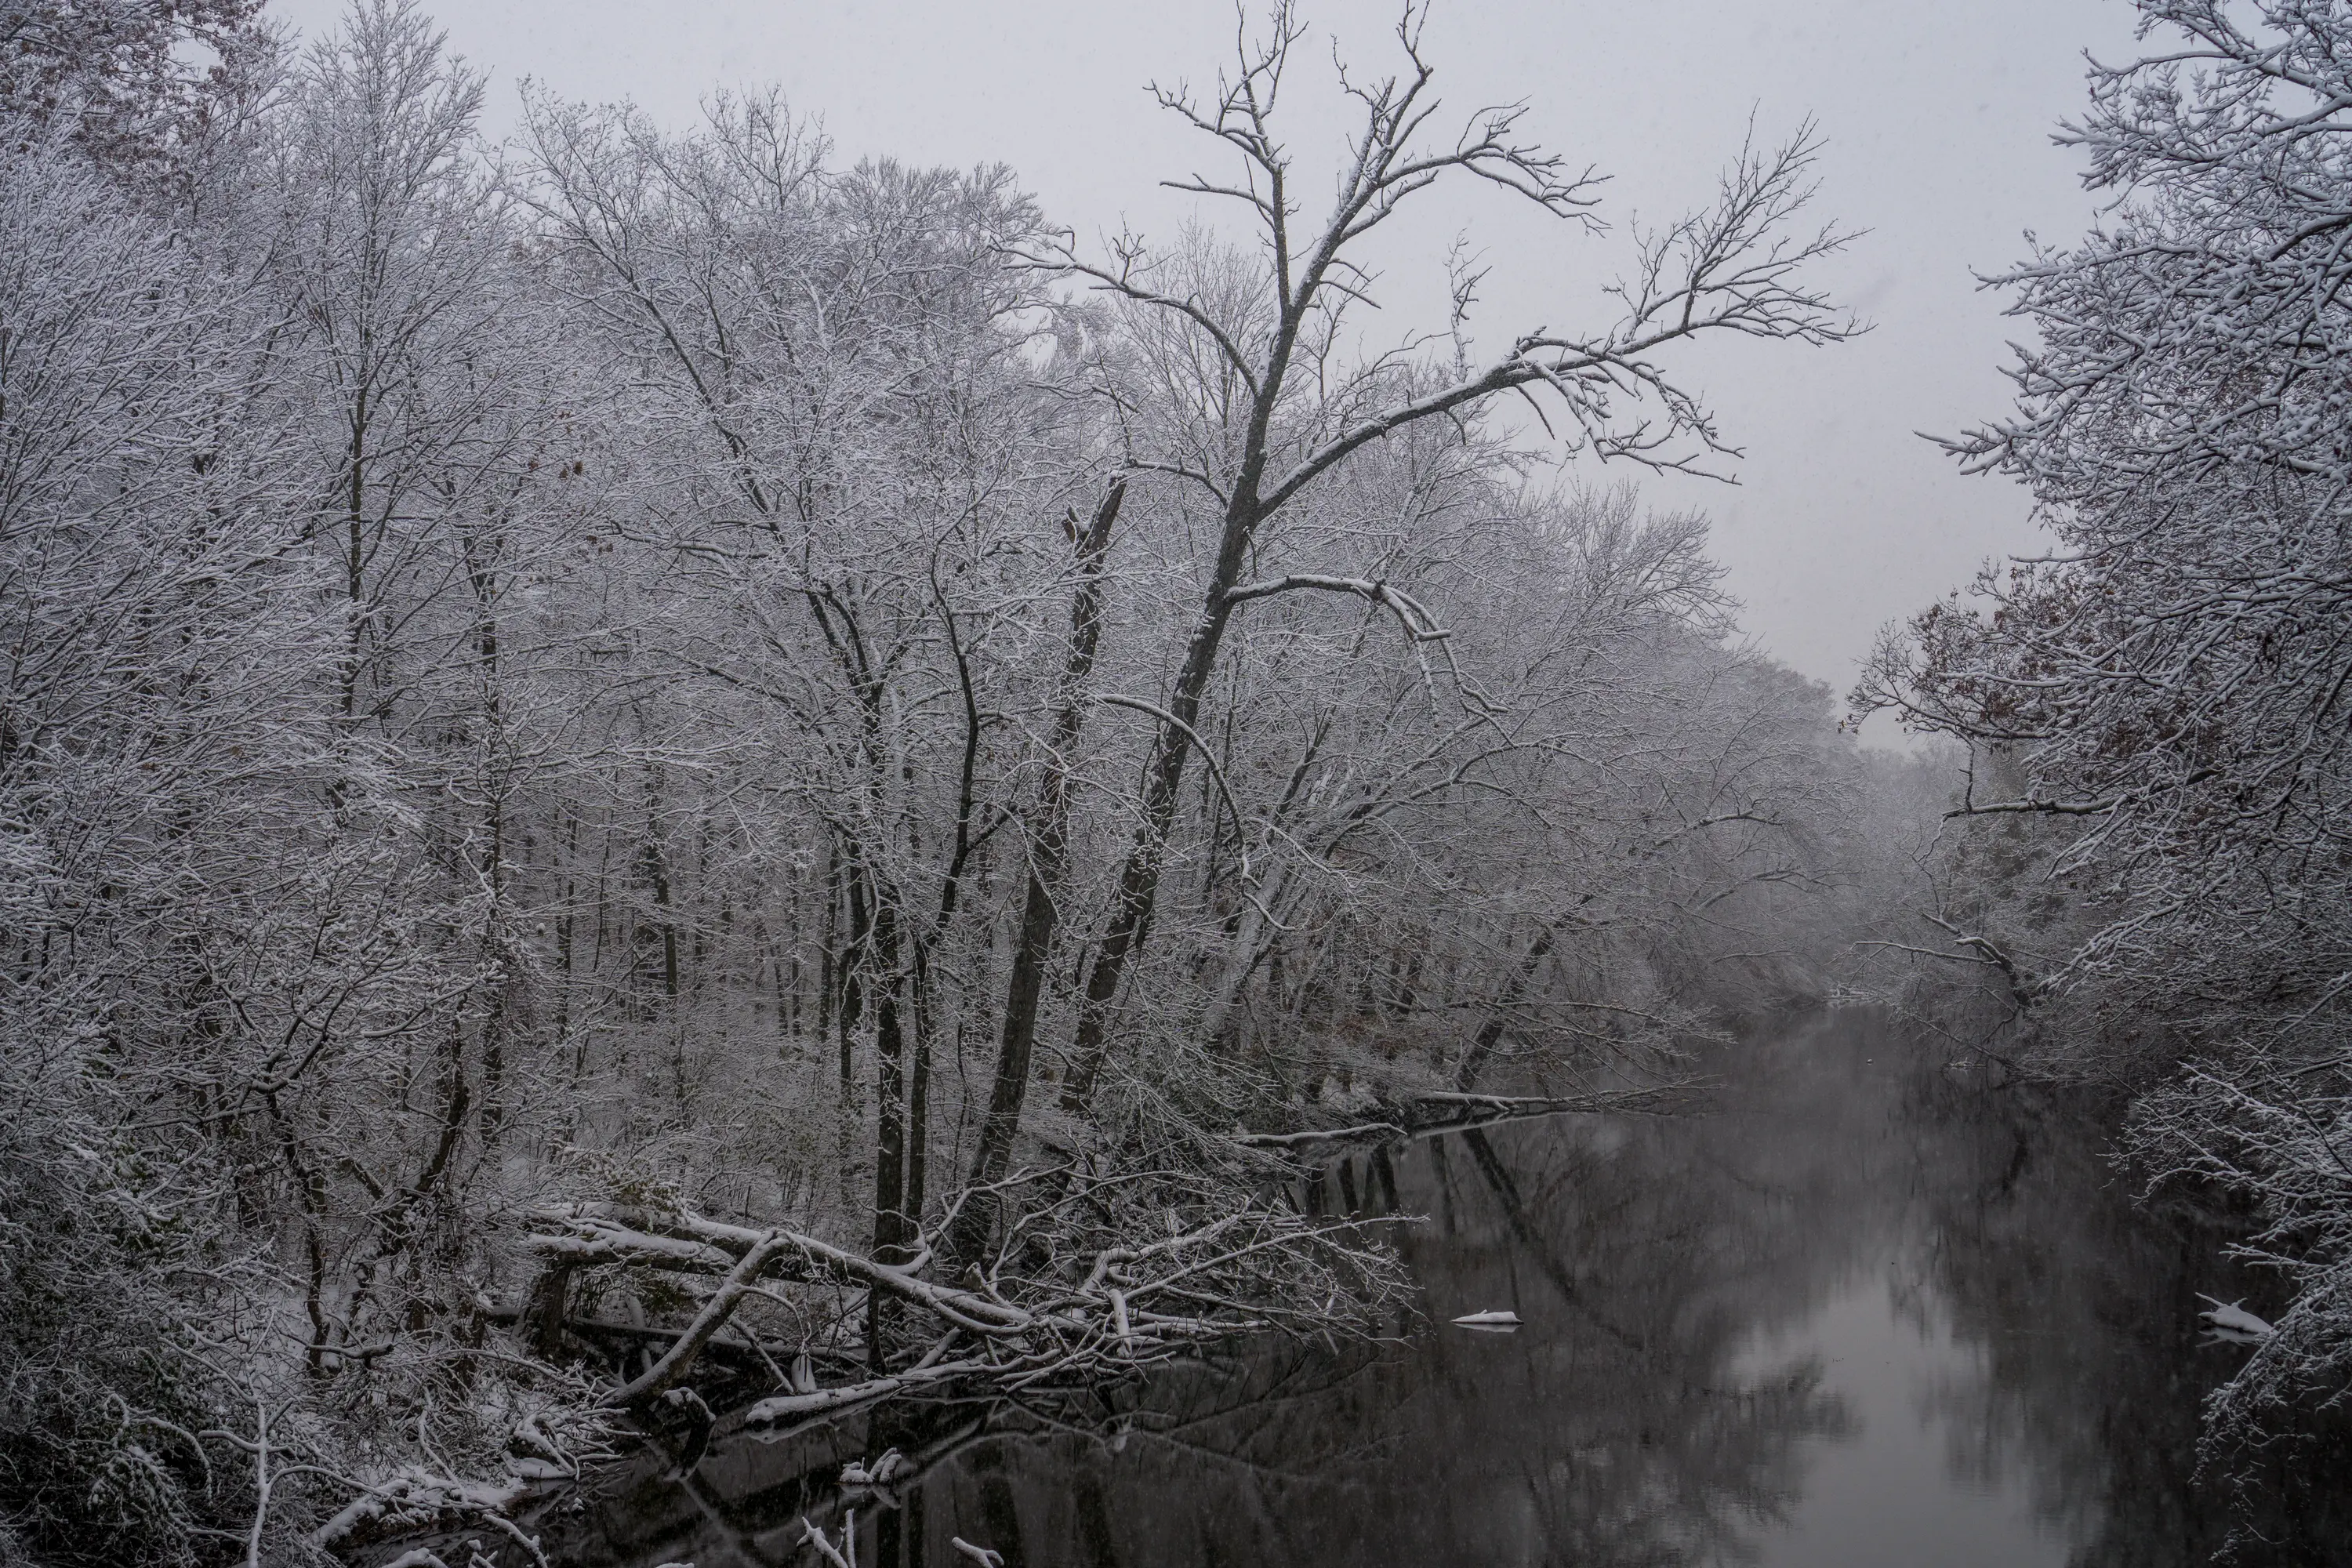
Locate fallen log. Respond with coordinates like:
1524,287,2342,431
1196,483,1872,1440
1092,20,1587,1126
604,1231,788,1409
1225,1081,1708,1151
1230,1120,1407,1149
525,1203,1034,1334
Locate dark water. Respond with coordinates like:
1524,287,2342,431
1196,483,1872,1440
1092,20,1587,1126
474,1009,2352,1566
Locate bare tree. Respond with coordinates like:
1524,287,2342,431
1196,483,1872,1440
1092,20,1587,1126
1022,2,1854,1126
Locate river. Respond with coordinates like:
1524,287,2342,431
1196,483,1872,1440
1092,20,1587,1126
470,1007,2352,1566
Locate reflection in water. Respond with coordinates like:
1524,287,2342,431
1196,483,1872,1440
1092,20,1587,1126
493,1010,2352,1566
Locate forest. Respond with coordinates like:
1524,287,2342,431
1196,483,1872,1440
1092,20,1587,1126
2,0,2349,1563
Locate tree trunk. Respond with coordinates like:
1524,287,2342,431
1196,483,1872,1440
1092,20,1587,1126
1058,332,1301,1113
869,881,911,1265
1454,916,1573,1092
946,481,1123,1266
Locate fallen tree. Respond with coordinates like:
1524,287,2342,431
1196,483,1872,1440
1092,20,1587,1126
1227,1083,1708,1149
519,1161,1410,1430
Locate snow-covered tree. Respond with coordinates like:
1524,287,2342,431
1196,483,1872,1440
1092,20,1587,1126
1860,0,2352,1442
0,107,332,1563
0,0,275,182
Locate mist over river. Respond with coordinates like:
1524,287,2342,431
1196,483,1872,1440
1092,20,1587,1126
466,1010,2352,1566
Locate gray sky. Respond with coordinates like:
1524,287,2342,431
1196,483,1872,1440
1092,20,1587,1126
270,0,2147,717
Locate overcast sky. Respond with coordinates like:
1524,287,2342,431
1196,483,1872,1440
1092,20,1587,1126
268,0,2149,717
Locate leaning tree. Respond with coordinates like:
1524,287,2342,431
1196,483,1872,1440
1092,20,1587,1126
953,0,1857,1252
